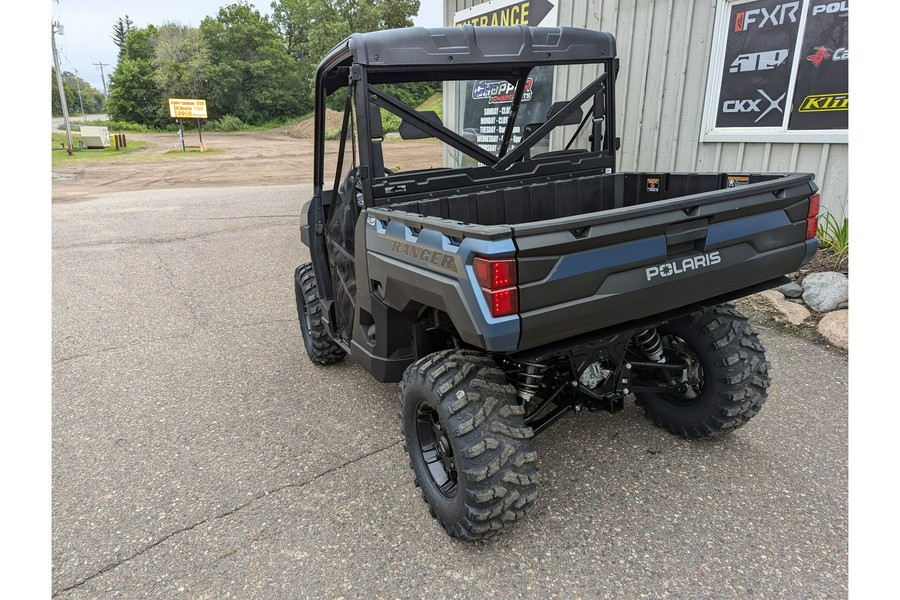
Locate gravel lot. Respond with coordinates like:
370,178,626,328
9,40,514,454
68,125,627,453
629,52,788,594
52,184,848,599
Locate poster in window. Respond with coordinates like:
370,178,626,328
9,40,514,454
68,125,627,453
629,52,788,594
789,1,848,130
715,0,801,128
453,0,558,165
459,67,555,158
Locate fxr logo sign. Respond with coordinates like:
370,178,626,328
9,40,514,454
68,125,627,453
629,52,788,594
729,49,789,73
734,2,799,32
723,89,786,123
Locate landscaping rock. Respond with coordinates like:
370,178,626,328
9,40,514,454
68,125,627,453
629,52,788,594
801,272,849,312
760,289,811,325
817,309,848,350
777,282,803,298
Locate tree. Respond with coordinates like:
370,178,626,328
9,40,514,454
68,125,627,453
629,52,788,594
107,27,165,125
271,0,312,62
52,68,105,116
299,0,420,61
111,15,135,59
200,2,308,123
153,23,210,100
270,0,425,110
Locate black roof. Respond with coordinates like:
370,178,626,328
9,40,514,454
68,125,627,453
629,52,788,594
316,26,616,91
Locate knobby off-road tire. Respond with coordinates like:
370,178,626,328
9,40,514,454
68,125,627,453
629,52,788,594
635,304,770,439
295,263,346,365
399,349,538,540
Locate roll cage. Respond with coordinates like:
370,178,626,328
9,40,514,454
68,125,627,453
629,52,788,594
307,25,619,345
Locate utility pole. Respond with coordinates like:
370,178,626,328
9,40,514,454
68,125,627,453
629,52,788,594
93,62,109,98
52,21,74,155
71,70,86,122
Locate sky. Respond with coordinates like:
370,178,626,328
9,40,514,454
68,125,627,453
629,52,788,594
50,0,445,93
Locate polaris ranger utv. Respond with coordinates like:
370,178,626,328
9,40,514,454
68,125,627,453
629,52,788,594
294,25,819,539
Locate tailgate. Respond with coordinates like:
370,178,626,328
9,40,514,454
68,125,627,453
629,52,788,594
513,173,817,350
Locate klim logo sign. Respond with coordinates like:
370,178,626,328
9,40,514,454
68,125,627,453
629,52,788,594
798,94,848,112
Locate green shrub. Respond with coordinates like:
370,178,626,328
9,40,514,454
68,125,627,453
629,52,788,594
381,109,401,134
816,212,848,269
208,115,247,132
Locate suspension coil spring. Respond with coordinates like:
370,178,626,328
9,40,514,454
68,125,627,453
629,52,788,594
635,328,667,363
510,361,548,403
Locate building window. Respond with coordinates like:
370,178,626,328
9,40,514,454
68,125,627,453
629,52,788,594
701,0,848,143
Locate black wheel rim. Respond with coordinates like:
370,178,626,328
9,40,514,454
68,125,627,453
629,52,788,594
414,400,458,499
299,297,313,344
659,334,705,406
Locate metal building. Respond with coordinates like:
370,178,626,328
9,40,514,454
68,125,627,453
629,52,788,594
442,0,848,218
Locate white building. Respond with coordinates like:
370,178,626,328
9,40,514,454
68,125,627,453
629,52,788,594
442,0,848,218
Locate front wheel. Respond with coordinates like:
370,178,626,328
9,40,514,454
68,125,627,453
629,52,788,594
399,349,538,540
633,304,770,439
294,264,346,365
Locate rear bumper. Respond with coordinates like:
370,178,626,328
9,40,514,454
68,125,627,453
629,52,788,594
516,239,815,351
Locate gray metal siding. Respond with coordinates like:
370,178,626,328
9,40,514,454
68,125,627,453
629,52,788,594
442,0,848,218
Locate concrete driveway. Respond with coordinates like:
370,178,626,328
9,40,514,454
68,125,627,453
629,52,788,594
52,185,848,598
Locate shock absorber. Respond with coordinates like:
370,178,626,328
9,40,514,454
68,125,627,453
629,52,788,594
510,361,548,403
634,328,667,363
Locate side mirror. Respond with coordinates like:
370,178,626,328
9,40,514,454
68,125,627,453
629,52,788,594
398,111,442,140
546,101,583,126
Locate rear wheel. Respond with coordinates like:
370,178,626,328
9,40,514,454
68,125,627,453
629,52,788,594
294,264,346,365
399,349,538,540
633,304,770,438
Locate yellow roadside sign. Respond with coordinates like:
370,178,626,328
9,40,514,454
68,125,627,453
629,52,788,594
168,98,208,119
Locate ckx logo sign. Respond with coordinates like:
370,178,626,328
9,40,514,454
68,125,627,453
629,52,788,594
734,2,799,32
722,89,786,123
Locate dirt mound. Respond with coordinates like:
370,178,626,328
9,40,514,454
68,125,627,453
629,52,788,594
288,109,344,139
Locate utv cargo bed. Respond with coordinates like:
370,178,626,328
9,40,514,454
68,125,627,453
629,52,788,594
364,170,817,352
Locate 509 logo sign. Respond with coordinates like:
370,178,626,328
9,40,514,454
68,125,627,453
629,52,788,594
729,49,789,73
472,79,534,104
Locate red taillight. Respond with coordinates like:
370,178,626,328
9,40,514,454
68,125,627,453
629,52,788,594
473,256,518,317
473,257,517,289
806,193,821,240
486,288,518,317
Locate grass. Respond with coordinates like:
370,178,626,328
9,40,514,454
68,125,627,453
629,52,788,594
162,147,224,158
59,115,310,134
416,92,444,121
52,132,151,166
816,212,849,269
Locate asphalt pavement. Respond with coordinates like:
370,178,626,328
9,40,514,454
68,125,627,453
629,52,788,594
52,185,848,599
